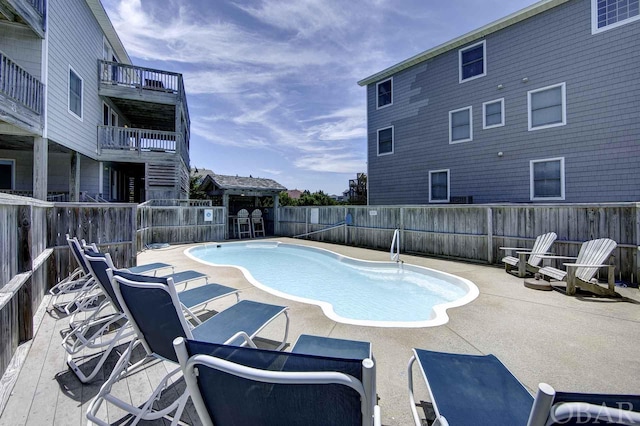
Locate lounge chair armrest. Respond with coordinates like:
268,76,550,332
499,246,530,252
538,255,577,260
563,263,610,268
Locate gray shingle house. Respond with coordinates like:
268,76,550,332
358,0,640,205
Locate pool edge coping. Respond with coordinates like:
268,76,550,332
184,241,480,328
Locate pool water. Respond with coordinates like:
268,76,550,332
186,242,478,327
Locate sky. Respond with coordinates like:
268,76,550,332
102,0,538,195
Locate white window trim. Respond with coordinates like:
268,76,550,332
0,158,16,190
449,106,473,144
530,157,565,201
376,77,393,110
377,125,394,156
482,98,505,129
591,0,640,34
429,169,450,203
527,82,566,131
68,65,83,121
459,40,486,83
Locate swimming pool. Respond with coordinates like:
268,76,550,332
186,242,479,328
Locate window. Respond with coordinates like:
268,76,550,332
528,83,566,131
103,103,110,126
530,157,565,200
449,106,472,143
0,159,15,190
376,78,392,109
429,169,450,202
377,126,393,156
483,98,504,129
68,67,83,120
592,0,640,33
459,40,486,83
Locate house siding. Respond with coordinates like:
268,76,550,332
366,0,640,205
0,25,42,78
46,0,104,157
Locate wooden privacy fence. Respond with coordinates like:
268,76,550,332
48,203,139,281
0,194,51,404
1,198,638,396
137,201,226,247
277,203,640,284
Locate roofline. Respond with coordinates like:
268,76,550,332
199,175,286,192
85,0,132,65
357,0,570,87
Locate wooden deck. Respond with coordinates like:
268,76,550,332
1,240,640,425
0,293,205,425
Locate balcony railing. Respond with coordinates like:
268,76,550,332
99,60,183,95
98,125,189,165
0,51,44,115
27,0,46,17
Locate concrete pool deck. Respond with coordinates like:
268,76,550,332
2,237,639,425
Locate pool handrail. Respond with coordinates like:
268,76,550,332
391,229,401,263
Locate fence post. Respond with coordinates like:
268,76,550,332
400,207,405,254
487,207,493,264
344,207,348,245
636,203,640,285
17,204,33,342
131,205,137,263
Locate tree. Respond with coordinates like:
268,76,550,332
278,190,338,206
278,191,297,206
189,174,208,199
298,190,337,206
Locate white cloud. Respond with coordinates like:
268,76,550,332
260,168,282,175
295,153,365,174
233,0,351,38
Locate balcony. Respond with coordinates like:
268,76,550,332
0,0,46,37
0,50,43,133
98,61,188,110
98,125,189,167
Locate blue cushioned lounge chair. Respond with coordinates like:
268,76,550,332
408,348,640,426
173,334,380,426
65,249,240,383
52,235,174,321
86,269,289,426
50,235,99,317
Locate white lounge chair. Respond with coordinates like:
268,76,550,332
500,232,557,278
538,238,619,297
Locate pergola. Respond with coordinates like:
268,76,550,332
198,173,286,237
